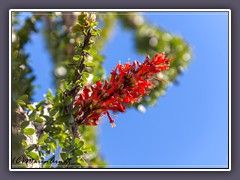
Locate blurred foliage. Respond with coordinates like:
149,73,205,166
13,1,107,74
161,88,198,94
11,11,191,168
11,13,39,113
42,12,116,87
11,13,41,161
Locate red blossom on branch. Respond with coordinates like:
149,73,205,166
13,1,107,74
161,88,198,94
73,52,171,127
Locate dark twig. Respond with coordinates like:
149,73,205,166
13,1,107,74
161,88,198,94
63,27,93,140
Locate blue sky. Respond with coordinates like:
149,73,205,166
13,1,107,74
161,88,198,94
21,11,229,168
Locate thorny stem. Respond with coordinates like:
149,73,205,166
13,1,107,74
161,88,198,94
70,29,92,99
63,28,93,140
73,29,92,83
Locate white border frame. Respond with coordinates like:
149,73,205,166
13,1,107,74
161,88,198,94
9,9,231,171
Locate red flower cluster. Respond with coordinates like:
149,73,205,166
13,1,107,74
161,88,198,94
74,52,170,127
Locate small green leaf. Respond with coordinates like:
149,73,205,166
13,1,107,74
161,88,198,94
88,49,97,55
78,158,88,166
58,133,67,144
82,146,92,153
74,150,83,156
28,111,37,121
85,61,95,67
49,141,57,152
74,138,84,149
56,114,73,124
45,89,54,103
12,50,18,59
90,21,98,27
23,128,35,135
26,145,36,152
27,151,39,160
18,94,28,102
73,55,80,61
81,75,87,82
43,162,51,168
60,152,67,161
21,121,29,129
16,100,26,106
72,24,83,33
33,116,45,123
85,45,91,51
82,72,90,78
63,96,72,106
38,134,49,145
36,100,45,110
22,139,27,149
38,106,43,111
49,107,59,117
52,127,62,134
27,104,35,111
78,13,87,24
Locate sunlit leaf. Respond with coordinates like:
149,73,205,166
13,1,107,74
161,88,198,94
33,116,45,123
38,134,49,145
27,151,39,160
27,104,35,111
23,128,35,135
